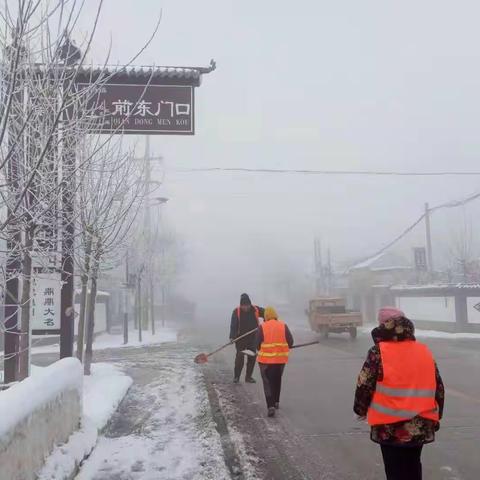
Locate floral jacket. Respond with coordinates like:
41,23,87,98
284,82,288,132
353,317,445,446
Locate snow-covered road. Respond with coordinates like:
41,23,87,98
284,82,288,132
75,344,231,480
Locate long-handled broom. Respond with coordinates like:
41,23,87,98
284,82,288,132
240,340,320,357
194,327,258,364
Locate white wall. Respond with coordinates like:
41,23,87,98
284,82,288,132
0,358,83,480
74,302,107,334
396,296,456,323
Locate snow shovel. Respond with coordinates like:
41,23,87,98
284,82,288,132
241,340,320,357
194,327,258,364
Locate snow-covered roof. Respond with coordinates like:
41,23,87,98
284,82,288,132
31,60,217,87
391,284,449,291
370,266,412,272
455,283,480,289
391,283,480,292
74,289,110,297
76,62,216,80
349,253,384,270
349,252,411,272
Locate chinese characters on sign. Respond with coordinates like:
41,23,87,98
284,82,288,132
76,83,194,135
31,273,61,333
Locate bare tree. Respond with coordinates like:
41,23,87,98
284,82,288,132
75,136,144,374
0,1,161,381
448,210,479,283
0,0,108,380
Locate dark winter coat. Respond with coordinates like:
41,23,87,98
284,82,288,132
353,316,445,446
229,305,265,350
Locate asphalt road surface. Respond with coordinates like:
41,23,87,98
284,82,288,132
201,321,480,480
31,320,480,479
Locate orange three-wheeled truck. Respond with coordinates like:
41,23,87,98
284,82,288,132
306,297,362,339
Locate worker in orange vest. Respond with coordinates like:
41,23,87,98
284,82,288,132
256,306,294,417
354,307,445,480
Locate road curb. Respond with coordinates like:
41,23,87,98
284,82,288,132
204,367,246,479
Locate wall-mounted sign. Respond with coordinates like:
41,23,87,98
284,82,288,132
31,272,61,335
76,83,194,135
413,247,427,271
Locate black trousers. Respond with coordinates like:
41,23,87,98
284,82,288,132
380,445,423,480
259,363,285,408
234,349,256,379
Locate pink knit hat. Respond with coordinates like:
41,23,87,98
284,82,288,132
378,307,405,325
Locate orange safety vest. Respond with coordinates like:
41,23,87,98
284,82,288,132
236,306,260,335
258,320,289,364
367,341,439,426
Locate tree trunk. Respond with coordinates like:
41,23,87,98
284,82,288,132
150,279,155,335
137,277,142,342
18,225,34,380
84,256,99,376
76,236,92,362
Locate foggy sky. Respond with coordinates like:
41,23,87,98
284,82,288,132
79,1,480,311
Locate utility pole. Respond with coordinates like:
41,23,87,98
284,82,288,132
425,203,434,278
144,136,154,335
326,248,333,295
314,237,323,296
137,274,143,343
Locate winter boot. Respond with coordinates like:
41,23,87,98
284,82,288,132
267,407,276,417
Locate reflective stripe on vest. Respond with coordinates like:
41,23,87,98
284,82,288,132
258,351,290,357
258,320,289,364
367,340,439,426
370,403,438,419
376,384,436,398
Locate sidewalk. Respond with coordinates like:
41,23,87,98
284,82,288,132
38,363,133,480
74,341,232,480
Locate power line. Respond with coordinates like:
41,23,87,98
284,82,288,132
349,189,480,268
173,167,480,177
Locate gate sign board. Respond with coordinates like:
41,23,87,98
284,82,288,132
77,83,194,135
31,273,62,334
413,247,427,271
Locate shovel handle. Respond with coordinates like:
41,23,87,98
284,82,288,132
291,340,320,349
206,327,258,358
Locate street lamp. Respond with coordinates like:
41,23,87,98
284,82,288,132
147,196,169,333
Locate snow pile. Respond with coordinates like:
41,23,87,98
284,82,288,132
38,363,132,480
92,327,178,350
0,358,83,480
37,425,98,480
83,363,133,429
76,347,230,480
32,326,177,355
415,329,480,340
359,326,480,339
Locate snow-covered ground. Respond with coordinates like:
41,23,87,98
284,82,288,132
38,363,132,480
74,344,231,480
31,327,178,356
215,390,262,480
